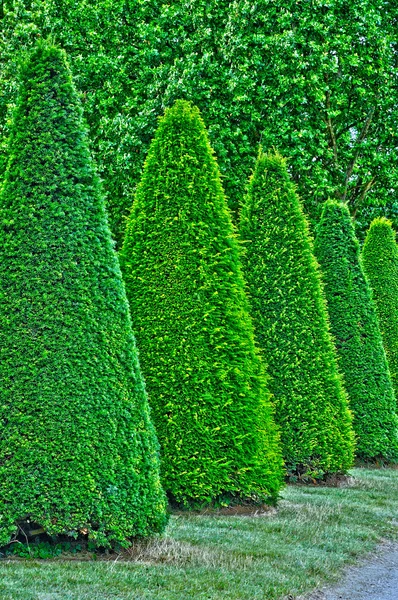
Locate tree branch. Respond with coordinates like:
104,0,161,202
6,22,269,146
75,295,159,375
351,176,377,217
342,106,376,201
324,90,339,167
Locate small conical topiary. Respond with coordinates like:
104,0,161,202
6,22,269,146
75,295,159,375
0,42,167,548
239,151,355,478
120,100,284,507
362,218,398,403
314,202,398,461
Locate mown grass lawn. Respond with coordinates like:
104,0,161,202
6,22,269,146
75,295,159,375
0,468,397,600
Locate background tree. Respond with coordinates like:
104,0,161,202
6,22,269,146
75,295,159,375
239,152,355,478
225,0,398,237
120,100,283,507
314,201,398,461
362,218,398,403
1,0,397,245
0,42,167,548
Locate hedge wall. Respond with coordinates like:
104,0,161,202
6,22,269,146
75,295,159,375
314,201,398,461
120,100,284,506
239,152,355,478
362,218,398,405
0,42,167,548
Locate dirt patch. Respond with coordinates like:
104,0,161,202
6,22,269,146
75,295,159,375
172,504,276,517
306,543,398,600
290,474,356,488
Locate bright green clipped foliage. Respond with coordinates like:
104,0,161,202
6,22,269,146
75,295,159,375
362,218,398,404
0,43,167,548
239,152,355,478
314,202,398,461
120,100,284,506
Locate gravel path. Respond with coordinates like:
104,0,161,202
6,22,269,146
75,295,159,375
307,545,398,600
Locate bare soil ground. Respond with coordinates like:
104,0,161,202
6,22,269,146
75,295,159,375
307,543,398,600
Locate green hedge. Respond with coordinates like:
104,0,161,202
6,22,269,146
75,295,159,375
362,218,398,407
120,100,284,506
0,42,167,548
314,202,398,461
239,152,355,478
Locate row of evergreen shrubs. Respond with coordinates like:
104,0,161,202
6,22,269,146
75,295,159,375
119,98,398,488
0,42,397,548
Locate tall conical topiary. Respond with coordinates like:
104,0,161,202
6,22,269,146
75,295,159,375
239,151,355,478
120,100,283,507
0,42,167,548
362,218,398,402
314,202,398,461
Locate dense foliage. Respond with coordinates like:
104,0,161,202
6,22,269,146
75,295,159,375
362,219,398,404
239,152,355,478
314,202,398,461
1,0,397,245
224,0,398,236
0,43,167,548
120,100,284,506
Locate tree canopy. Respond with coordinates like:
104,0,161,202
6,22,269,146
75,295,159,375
1,0,397,245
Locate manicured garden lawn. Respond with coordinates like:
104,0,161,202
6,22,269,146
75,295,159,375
0,468,397,599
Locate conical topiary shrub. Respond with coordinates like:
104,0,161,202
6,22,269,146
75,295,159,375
314,202,398,461
0,42,167,548
362,218,398,403
239,151,355,478
120,100,284,507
